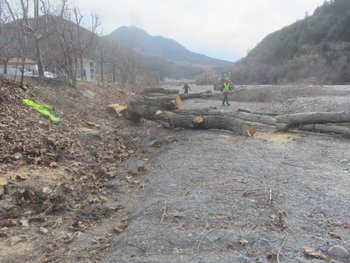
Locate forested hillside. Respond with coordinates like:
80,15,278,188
230,0,350,84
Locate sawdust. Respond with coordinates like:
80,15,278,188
254,132,296,144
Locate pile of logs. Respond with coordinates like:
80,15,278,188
124,88,256,137
123,88,350,138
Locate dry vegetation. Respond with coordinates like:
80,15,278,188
0,76,152,262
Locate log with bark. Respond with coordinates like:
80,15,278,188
125,94,182,121
142,88,213,100
124,93,269,136
179,90,213,100
175,108,276,126
155,110,257,136
124,91,214,122
298,124,350,138
141,87,180,94
276,111,350,131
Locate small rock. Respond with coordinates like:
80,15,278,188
20,218,29,228
295,257,309,263
12,152,23,160
343,240,350,251
328,245,350,258
49,161,58,168
39,226,49,234
42,186,53,194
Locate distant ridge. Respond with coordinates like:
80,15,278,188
106,26,232,66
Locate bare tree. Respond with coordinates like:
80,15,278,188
96,37,121,84
3,0,69,78
5,0,47,77
72,8,100,81
2,0,34,86
0,0,14,74
50,4,100,87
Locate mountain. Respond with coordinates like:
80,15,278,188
230,0,350,84
106,26,232,67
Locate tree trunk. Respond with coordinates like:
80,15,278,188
175,108,276,126
80,57,84,80
35,38,44,77
112,64,116,82
276,112,350,130
298,124,350,138
155,110,256,136
142,88,179,94
3,60,8,74
125,94,181,121
179,90,213,100
227,111,276,126
100,60,104,84
141,89,213,99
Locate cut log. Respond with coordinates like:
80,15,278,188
179,90,213,100
237,108,279,116
227,111,276,126
298,124,350,137
125,94,181,121
155,110,256,136
175,107,221,116
141,88,179,94
107,103,127,117
276,112,350,130
142,90,213,100
175,108,276,126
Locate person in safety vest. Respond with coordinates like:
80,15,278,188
221,78,232,106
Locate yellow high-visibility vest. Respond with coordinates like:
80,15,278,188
223,82,230,92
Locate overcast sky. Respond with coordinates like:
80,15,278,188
73,0,325,62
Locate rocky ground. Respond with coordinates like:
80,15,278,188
1,78,350,263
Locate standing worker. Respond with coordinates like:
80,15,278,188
182,82,191,94
221,78,233,106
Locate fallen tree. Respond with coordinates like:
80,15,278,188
123,90,350,138
142,88,179,94
179,90,213,100
298,124,350,138
155,110,257,136
276,112,350,131
125,94,181,121
175,108,276,126
125,94,257,136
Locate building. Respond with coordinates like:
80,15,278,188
0,58,38,76
0,57,97,82
76,58,97,82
